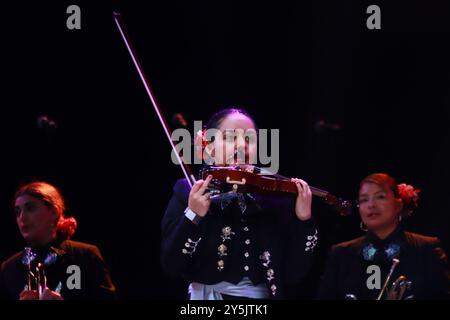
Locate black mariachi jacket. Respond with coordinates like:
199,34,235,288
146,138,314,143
317,227,450,300
0,239,117,300
161,179,318,299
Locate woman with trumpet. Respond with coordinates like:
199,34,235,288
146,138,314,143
317,173,449,300
0,181,116,300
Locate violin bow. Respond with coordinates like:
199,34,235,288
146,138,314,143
113,12,196,188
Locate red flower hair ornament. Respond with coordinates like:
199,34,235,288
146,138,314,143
397,183,420,217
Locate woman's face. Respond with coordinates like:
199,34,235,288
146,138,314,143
15,194,57,245
358,182,403,232
209,113,257,166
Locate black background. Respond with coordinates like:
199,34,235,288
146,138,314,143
1,0,449,299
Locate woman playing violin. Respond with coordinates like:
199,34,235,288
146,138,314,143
161,108,318,300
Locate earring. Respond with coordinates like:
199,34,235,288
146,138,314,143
398,215,402,223
204,151,215,165
202,145,215,165
360,221,368,232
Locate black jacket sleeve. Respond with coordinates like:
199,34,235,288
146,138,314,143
0,261,8,300
425,238,450,299
85,245,117,299
316,245,341,299
283,217,318,285
160,179,204,278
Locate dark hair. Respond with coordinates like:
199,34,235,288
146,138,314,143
206,108,257,130
360,173,420,217
14,181,77,240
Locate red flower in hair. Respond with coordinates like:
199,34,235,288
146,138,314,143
57,217,78,239
194,129,210,162
397,183,420,216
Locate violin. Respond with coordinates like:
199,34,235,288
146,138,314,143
201,166,352,216
113,12,352,216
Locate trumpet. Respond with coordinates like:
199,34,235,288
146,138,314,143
376,258,400,300
378,258,413,300
345,258,413,300
22,248,46,294
36,262,47,297
22,247,37,291
22,247,61,297
386,275,413,300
